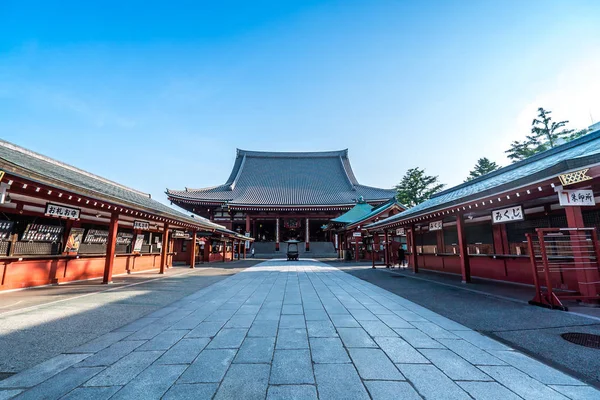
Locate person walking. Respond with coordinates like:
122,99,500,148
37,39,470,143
398,246,406,268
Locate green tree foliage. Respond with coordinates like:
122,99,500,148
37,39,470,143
506,107,581,162
465,157,500,182
395,167,445,207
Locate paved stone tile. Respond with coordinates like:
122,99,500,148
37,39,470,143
397,364,471,400
205,308,237,322
238,304,261,315
329,313,361,328
206,328,248,349
215,364,270,400
126,323,169,341
168,310,212,330
419,348,492,381
479,366,570,400
364,381,422,400
437,339,505,366
282,304,303,314
359,320,397,337
235,337,275,363
224,314,255,328
337,327,377,348
186,321,225,338
77,340,146,367
393,310,428,322
348,348,404,380
303,301,325,310
0,353,91,389
162,383,219,400
270,350,314,384
112,317,160,332
394,328,445,348
110,364,187,399
255,309,281,321
13,367,103,400
490,350,585,385
457,381,522,400
84,351,163,387
177,349,236,383
374,336,429,364
304,308,329,321
549,384,600,399
314,364,369,400
267,385,318,400
453,330,511,351
279,314,305,328
156,338,211,364
377,314,414,329
66,332,132,353
309,337,350,364
60,385,122,400
410,321,458,339
137,329,188,351
306,320,338,337
248,320,279,337
348,309,379,321
426,316,471,331
276,328,309,349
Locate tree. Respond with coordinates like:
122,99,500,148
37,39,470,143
395,168,445,207
567,128,590,141
505,107,575,162
465,158,500,182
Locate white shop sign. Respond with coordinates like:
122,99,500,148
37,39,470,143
492,205,524,224
557,189,596,206
429,221,443,231
352,232,362,237
45,202,80,220
133,220,150,230
396,228,405,236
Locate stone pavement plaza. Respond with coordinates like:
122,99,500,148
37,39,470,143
1,260,598,400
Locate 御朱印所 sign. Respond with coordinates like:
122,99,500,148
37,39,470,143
45,203,80,220
557,189,595,206
492,205,524,224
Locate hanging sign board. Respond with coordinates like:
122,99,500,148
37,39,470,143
85,229,109,244
245,232,250,249
557,189,595,206
171,230,186,238
429,221,443,231
64,227,85,254
133,234,144,252
45,203,80,220
492,205,524,224
352,232,362,237
395,228,405,236
133,220,150,230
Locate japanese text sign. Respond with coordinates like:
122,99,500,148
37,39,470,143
558,189,595,207
45,203,80,220
133,220,150,230
492,205,524,224
396,228,405,236
429,221,443,231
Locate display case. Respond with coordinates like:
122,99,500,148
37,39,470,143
84,229,109,244
22,224,64,242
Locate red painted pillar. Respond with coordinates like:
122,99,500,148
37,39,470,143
246,215,250,233
222,239,226,262
456,214,471,283
159,223,169,274
409,225,419,273
355,233,360,262
305,218,310,251
565,206,599,297
102,212,119,284
384,230,390,267
190,230,197,268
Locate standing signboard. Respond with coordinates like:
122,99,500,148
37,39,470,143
64,227,85,254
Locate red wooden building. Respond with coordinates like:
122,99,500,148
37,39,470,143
0,140,250,291
167,149,395,257
367,124,600,306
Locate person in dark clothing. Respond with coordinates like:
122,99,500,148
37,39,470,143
397,247,406,268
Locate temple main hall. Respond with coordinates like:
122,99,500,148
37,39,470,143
166,149,396,255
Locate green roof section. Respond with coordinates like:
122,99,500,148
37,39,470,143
330,199,373,224
367,124,600,229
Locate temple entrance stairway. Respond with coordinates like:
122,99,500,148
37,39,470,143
252,241,338,259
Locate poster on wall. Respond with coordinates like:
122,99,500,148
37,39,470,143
133,234,144,253
492,205,524,224
64,227,85,254
84,229,109,244
116,232,134,246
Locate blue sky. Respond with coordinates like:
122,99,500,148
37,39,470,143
2,0,600,205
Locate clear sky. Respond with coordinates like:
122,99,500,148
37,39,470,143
2,0,600,206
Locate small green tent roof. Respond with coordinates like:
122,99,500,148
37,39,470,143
330,198,374,224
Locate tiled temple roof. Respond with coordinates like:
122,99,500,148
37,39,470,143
368,126,600,229
167,149,396,206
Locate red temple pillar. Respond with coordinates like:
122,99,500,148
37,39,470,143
355,231,360,262
102,212,119,284
190,230,197,268
384,230,390,267
565,206,600,298
409,225,418,273
243,240,247,259
246,215,250,233
456,214,471,283
275,217,280,251
159,223,170,274
305,218,310,251
222,239,226,262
